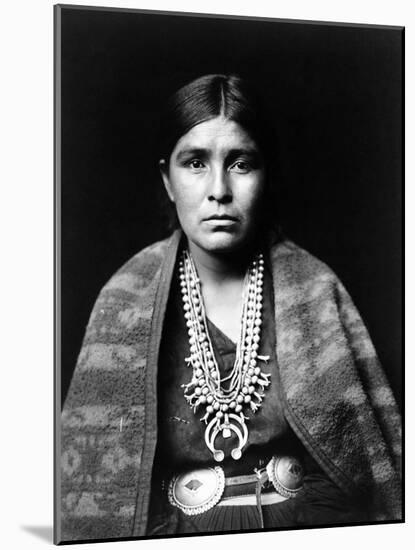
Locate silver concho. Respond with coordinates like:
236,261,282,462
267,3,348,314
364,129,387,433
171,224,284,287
168,466,225,515
266,455,304,498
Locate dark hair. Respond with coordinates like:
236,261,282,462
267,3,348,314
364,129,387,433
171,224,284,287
156,74,279,233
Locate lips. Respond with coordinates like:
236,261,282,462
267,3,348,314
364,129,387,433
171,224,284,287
205,214,238,221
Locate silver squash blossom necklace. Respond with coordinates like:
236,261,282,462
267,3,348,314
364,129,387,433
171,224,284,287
179,249,271,462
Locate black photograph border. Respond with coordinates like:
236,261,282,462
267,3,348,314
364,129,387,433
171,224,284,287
54,4,404,545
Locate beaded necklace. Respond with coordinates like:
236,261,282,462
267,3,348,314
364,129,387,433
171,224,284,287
179,250,271,462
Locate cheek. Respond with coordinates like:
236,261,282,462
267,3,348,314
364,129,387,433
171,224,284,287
169,170,199,207
172,187,198,217
169,182,201,229
239,180,266,213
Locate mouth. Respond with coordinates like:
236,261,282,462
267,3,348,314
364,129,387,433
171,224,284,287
203,215,239,228
204,214,238,222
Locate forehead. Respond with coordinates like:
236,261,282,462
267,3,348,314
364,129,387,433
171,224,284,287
172,116,258,155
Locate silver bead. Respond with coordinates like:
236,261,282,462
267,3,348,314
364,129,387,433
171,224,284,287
231,448,242,460
214,450,225,462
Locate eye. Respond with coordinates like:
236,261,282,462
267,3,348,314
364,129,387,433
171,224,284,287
187,159,205,171
231,160,252,173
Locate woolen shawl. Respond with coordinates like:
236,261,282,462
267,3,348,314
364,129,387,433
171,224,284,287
58,230,402,542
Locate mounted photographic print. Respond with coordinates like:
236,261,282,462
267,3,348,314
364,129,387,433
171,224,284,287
54,4,404,544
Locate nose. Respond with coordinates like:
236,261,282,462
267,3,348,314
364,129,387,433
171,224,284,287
207,167,232,204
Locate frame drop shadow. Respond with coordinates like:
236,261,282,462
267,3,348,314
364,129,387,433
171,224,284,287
21,525,53,543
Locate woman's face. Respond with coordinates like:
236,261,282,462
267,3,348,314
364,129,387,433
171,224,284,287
160,116,266,255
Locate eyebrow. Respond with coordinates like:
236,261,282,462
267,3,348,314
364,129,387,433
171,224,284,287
175,147,261,161
176,148,208,161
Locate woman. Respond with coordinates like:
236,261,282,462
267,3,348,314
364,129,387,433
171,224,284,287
59,74,402,542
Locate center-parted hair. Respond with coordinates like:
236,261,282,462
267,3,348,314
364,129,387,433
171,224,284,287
156,74,279,233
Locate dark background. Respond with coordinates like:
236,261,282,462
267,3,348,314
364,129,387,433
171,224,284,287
58,6,403,407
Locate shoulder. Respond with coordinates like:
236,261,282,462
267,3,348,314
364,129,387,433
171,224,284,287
269,238,340,286
79,232,180,339
99,233,176,299
268,238,362,326
268,237,354,316
110,237,171,284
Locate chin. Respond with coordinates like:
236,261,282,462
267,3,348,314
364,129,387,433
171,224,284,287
197,231,249,254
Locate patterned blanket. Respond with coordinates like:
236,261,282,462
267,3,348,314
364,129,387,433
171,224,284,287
58,230,401,542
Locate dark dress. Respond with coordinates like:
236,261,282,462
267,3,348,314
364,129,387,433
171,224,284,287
146,257,364,536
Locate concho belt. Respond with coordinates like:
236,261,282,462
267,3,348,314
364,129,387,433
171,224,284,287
168,455,304,516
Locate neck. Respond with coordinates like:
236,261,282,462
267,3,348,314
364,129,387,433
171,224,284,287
187,240,257,285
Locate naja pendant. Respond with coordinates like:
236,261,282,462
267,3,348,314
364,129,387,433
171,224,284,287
204,413,249,462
